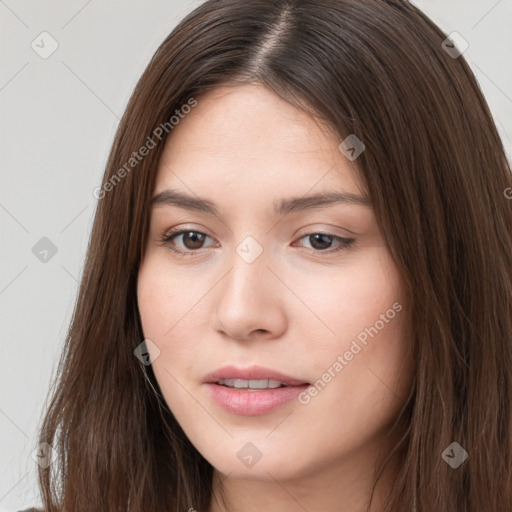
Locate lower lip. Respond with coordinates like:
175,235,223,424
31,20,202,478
204,383,310,416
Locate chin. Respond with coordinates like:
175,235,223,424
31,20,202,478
197,437,315,481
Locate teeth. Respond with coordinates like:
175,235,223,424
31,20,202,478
218,378,284,389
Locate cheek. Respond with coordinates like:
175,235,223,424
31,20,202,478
136,260,193,409
137,255,193,339
136,256,181,360
137,262,166,340
299,247,411,404
300,247,405,350
136,255,208,377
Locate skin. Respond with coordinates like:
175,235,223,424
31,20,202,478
137,83,414,512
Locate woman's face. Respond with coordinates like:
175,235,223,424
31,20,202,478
137,83,413,483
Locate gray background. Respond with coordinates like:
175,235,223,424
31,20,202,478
1,1,511,510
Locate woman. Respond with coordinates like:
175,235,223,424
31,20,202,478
27,0,512,511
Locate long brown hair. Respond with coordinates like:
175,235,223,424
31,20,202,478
36,1,512,511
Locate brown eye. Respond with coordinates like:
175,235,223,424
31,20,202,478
159,229,216,256
307,233,335,250
177,231,207,250
294,233,356,253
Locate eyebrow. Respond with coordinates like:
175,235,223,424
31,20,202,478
151,188,371,216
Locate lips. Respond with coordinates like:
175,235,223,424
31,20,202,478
202,365,311,415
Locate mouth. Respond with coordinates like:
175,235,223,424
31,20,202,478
203,365,311,415
216,378,305,390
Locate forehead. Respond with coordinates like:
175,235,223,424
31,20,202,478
161,83,341,154
153,83,367,209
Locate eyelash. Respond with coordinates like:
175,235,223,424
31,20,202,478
157,228,356,257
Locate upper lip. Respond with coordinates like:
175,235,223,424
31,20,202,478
203,365,309,386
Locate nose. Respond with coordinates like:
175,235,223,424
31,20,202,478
212,242,287,342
